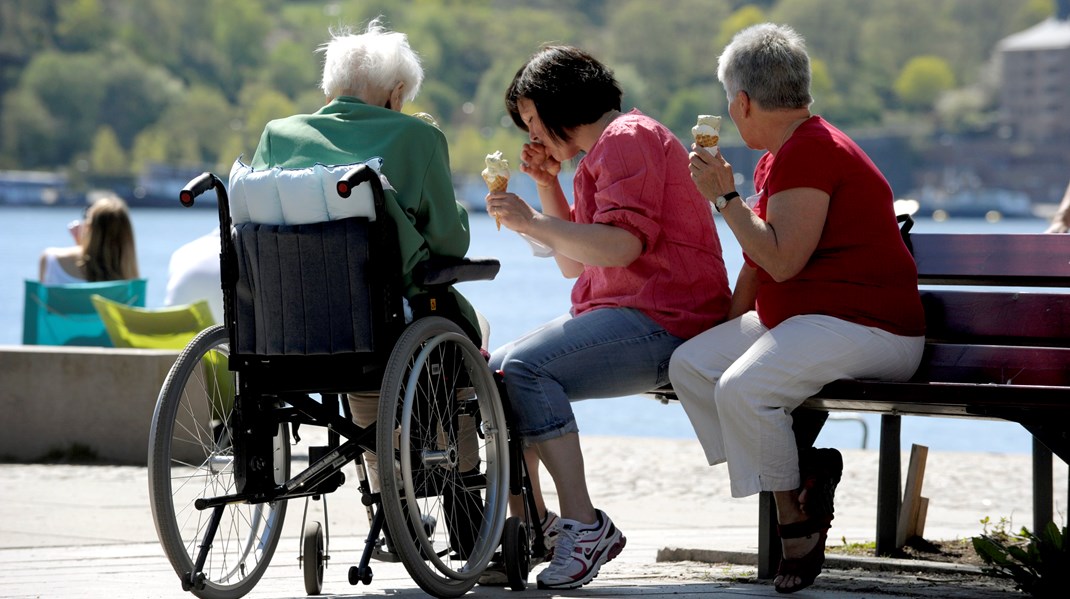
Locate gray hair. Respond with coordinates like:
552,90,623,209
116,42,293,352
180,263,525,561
318,17,423,102
717,23,812,110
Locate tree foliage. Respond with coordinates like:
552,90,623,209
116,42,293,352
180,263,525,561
895,56,956,110
0,0,1055,176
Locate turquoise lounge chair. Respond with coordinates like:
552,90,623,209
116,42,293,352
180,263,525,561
22,279,148,346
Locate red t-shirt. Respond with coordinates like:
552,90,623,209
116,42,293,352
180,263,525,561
746,116,925,336
570,109,731,339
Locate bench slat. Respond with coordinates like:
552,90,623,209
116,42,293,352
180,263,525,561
806,380,1070,420
916,344,1070,386
922,291,1070,345
913,233,1070,286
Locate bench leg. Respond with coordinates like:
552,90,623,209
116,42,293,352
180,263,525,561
875,414,901,555
757,492,779,579
1033,437,1053,534
756,409,831,579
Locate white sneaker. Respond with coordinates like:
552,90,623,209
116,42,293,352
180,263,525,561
535,509,626,590
478,510,561,586
538,510,560,559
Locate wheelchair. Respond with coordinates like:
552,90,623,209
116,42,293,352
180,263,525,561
147,164,550,598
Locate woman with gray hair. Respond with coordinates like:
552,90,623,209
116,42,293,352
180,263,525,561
670,23,925,593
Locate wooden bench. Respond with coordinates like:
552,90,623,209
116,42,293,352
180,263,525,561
649,230,1070,577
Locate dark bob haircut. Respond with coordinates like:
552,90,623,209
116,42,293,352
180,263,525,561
505,45,622,144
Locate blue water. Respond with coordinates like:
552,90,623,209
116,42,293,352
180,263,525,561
0,204,1052,454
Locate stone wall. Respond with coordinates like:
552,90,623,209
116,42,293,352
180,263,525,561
0,345,178,464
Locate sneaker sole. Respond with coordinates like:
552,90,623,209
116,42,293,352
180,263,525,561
536,535,627,590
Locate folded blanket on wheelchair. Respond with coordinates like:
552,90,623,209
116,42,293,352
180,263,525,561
228,158,389,225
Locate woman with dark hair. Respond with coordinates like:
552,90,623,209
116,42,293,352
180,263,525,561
484,45,731,589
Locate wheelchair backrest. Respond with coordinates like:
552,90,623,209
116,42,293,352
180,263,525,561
224,160,402,357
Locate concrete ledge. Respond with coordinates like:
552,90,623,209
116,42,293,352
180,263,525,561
0,345,179,464
656,547,984,576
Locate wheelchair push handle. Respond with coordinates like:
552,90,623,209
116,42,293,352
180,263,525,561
336,164,379,198
179,172,220,207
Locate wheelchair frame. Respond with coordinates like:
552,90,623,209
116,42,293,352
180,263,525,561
147,166,548,599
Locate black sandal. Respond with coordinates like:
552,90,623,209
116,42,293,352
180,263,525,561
798,447,842,525
774,518,828,594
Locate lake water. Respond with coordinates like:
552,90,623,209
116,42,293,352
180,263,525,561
0,203,1053,454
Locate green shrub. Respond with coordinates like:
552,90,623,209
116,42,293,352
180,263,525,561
972,518,1069,598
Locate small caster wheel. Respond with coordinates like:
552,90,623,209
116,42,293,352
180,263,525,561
303,521,325,595
502,516,530,591
182,571,206,592
349,565,373,585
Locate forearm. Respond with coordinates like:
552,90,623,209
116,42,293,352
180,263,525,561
728,264,758,320
537,181,570,220
719,200,791,279
719,188,827,281
524,215,641,270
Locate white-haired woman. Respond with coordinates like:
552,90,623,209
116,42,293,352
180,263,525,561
245,18,483,556
248,18,477,336
671,23,926,593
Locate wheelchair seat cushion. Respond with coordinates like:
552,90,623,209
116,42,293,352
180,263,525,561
228,158,392,225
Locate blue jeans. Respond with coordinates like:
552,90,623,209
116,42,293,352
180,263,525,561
489,308,684,443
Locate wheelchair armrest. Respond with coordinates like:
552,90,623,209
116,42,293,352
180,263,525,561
413,257,500,286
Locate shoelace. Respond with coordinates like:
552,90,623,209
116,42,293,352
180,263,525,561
546,525,580,569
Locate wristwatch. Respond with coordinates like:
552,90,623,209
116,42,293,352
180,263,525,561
714,191,740,213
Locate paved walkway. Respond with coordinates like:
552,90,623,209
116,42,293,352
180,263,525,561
2,436,1054,598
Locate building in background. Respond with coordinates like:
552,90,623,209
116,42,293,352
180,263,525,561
998,0,1070,142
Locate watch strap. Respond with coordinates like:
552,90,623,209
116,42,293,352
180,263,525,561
716,190,740,212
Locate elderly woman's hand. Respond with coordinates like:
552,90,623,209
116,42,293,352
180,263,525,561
689,144,736,202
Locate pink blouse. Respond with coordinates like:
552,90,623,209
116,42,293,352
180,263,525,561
569,109,731,339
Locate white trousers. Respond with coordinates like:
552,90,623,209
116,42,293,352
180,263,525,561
669,312,924,498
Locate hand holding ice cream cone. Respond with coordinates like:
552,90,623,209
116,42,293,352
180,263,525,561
482,151,510,230
692,115,722,149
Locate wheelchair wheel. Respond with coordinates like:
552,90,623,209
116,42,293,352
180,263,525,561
148,325,290,599
502,516,530,590
302,521,325,595
377,316,509,598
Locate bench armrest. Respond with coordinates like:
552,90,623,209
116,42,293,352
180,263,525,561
412,257,501,286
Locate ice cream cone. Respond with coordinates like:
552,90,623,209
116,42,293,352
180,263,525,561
692,115,722,149
694,132,720,147
482,151,510,230
483,174,509,193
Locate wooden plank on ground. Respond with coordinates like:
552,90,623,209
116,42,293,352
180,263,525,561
896,444,928,547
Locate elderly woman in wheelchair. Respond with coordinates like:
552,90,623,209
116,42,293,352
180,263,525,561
147,20,526,599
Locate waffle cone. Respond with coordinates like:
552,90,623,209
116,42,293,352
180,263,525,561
484,174,509,193
695,133,720,148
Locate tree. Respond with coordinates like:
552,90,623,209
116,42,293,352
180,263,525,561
895,56,956,110
56,0,112,52
605,0,732,110
238,87,296,160
264,39,319,99
18,50,108,164
663,86,727,142
717,5,767,51
89,126,128,176
99,50,182,148
0,88,60,168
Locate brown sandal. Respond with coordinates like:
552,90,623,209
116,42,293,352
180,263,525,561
774,518,828,594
